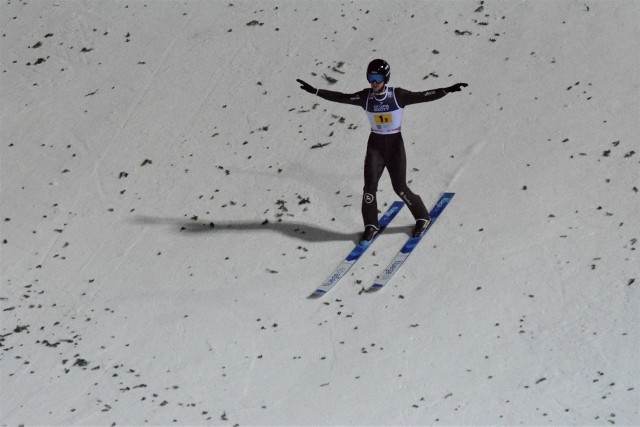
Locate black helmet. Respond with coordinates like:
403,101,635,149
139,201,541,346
366,59,390,84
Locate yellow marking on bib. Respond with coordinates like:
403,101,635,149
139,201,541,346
374,114,393,125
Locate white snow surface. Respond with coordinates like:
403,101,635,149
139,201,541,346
1,1,639,425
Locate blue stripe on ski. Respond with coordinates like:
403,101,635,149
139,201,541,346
308,201,404,299
367,193,454,292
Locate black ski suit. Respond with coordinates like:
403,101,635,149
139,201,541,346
315,85,448,227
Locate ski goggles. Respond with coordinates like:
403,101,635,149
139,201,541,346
367,73,385,83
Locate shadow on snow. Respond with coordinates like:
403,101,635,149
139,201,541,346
132,216,409,244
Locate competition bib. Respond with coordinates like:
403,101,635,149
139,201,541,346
365,87,403,135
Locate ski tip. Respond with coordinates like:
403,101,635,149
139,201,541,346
366,284,383,293
307,291,325,299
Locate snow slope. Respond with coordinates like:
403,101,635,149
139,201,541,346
1,0,639,425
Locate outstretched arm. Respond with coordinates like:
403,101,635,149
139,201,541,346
396,83,468,107
296,79,366,107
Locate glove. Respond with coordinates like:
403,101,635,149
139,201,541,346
296,79,317,94
443,83,468,93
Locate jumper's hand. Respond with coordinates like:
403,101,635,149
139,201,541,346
296,79,317,94
443,83,468,93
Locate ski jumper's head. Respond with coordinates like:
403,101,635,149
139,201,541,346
367,59,390,94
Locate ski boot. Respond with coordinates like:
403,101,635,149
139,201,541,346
411,218,431,238
360,225,379,244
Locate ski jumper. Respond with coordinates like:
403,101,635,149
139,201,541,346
315,86,447,227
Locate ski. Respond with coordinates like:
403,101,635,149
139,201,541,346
308,201,404,299
366,193,454,293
